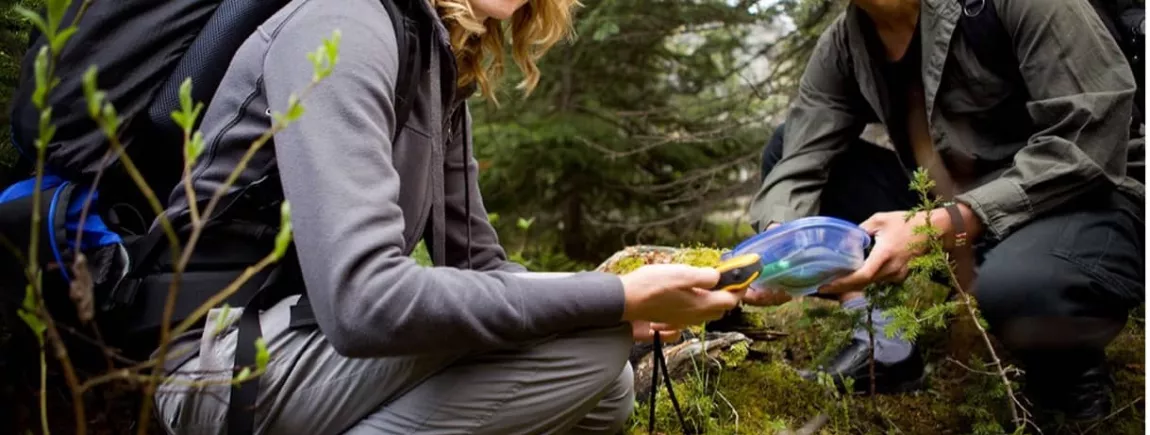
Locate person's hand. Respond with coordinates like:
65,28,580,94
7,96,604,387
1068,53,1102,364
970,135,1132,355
631,320,684,343
818,209,948,294
741,287,793,306
619,264,744,326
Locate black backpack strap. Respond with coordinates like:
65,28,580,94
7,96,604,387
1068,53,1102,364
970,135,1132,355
957,0,1029,97
226,253,299,435
224,3,426,432
381,0,423,133
227,298,263,435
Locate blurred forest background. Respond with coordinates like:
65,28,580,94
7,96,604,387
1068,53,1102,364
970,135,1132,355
0,0,845,270
466,0,839,269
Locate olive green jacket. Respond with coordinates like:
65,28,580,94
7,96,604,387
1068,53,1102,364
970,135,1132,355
750,0,1142,241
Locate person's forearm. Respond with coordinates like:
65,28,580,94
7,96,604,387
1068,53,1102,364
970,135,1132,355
958,0,1139,240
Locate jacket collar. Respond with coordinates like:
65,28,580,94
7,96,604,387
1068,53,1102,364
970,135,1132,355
845,0,962,123
919,0,961,120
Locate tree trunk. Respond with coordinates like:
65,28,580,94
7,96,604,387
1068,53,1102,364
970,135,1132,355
562,189,593,262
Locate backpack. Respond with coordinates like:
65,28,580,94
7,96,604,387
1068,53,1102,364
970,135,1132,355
0,0,428,432
957,0,1145,181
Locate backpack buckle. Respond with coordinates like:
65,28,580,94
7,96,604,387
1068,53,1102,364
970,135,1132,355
962,0,986,17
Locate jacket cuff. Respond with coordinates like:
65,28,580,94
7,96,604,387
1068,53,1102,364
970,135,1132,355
955,178,1033,241
749,202,806,233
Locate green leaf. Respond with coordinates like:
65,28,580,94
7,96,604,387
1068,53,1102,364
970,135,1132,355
51,26,77,55
211,304,233,336
100,103,119,137
185,131,204,164
21,282,37,312
254,337,269,371
171,112,186,128
235,367,251,382
273,201,293,260
46,0,70,38
285,96,305,123
38,109,55,150
172,78,206,132
18,285,46,342
307,29,342,81
13,6,49,37
82,66,102,118
31,47,50,108
306,49,325,82
179,78,194,115
516,217,534,231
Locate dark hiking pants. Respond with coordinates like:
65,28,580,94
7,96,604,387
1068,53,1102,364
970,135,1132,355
759,124,1145,374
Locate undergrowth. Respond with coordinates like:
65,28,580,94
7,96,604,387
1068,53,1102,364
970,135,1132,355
619,168,1145,434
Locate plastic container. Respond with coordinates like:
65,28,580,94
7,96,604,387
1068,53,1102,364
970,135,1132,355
722,216,871,296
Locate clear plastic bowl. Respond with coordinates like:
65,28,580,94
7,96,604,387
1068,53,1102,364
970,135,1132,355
722,217,871,296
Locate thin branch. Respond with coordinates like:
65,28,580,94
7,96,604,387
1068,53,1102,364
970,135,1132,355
171,253,277,338
715,390,740,432
949,270,1034,432
40,307,87,435
945,356,1002,377
37,344,48,435
54,322,140,366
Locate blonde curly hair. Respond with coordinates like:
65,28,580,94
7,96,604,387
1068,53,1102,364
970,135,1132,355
433,0,580,103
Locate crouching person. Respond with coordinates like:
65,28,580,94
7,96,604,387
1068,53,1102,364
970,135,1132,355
746,0,1144,423
150,0,745,433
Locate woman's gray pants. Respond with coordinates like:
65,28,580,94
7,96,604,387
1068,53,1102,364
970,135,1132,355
155,295,635,434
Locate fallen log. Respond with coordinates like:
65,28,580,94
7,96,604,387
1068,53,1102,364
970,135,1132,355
779,413,829,435
632,331,752,402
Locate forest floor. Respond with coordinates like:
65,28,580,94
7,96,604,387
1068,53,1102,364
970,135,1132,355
608,247,1145,435
0,246,1143,434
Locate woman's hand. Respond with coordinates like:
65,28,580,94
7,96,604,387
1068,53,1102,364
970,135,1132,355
741,287,793,306
631,320,685,343
619,264,743,326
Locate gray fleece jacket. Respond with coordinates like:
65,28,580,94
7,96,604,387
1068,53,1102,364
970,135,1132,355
163,0,626,356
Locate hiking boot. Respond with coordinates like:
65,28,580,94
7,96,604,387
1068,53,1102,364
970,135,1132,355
798,338,925,395
1024,351,1113,423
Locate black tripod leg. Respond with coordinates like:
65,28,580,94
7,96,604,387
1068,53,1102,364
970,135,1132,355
648,335,660,434
656,336,688,433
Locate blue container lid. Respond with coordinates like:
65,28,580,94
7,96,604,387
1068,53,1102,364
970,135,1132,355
724,216,872,296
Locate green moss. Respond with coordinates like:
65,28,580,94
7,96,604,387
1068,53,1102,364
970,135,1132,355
714,361,828,433
630,374,723,434
411,240,432,266
719,341,749,368
671,247,724,268
610,256,646,275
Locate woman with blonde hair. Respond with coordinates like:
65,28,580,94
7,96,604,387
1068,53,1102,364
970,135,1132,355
154,0,745,433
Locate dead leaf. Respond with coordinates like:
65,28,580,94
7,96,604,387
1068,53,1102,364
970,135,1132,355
69,253,95,323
